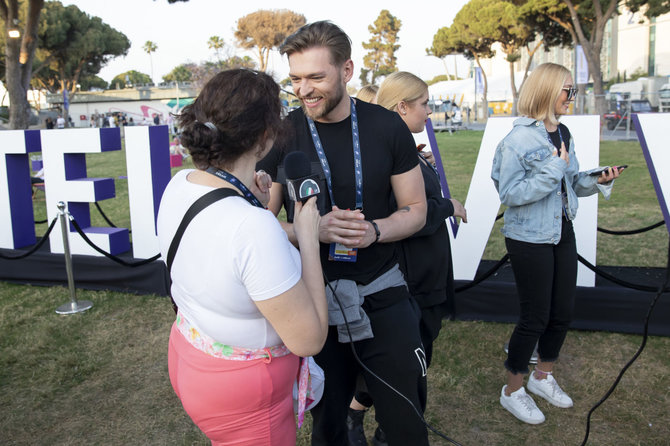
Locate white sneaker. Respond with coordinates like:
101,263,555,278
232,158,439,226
528,372,574,408
500,386,545,424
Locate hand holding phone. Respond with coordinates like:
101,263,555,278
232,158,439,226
589,165,627,176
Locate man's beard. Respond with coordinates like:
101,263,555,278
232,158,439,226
301,80,346,121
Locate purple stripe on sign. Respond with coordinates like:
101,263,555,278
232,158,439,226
24,130,42,153
425,118,459,236
64,153,87,180
68,202,92,230
83,227,130,255
633,114,670,236
99,127,122,152
149,125,171,233
7,154,36,248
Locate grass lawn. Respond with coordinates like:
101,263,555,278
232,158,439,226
3,129,668,445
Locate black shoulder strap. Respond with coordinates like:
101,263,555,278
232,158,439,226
166,188,239,274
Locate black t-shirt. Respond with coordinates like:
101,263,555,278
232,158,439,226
258,99,418,285
548,123,571,195
547,123,571,154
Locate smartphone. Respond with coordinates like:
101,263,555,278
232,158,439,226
589,165,628,176
416,143,427,152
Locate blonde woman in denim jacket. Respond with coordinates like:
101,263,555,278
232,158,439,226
491,63,622,425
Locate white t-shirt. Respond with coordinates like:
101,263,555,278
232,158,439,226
157,170,302,348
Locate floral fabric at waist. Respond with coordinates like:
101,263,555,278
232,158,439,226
175,311,290,361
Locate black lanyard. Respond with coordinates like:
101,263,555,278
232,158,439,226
546,125,566,152
205,167,264,208
306,98,363,210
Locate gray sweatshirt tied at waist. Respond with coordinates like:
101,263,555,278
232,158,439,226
325,264,407,343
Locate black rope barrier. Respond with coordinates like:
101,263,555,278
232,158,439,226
0,217,58,260
580,239,670,446
455,254,510,293
577,255,670,293
95,201,117,228
69,215,160,267
34,218,48,224
497,210,664,235
597,220,665,235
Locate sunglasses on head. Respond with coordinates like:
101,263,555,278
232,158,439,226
562,87,577,100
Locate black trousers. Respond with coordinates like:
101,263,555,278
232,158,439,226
504,218,578,375
310,296,429,446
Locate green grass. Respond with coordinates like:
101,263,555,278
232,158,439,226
6,129,669,445
1,283,668,445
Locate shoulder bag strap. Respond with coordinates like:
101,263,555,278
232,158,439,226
166,188,239,274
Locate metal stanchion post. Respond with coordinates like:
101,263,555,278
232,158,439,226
55,201,93,314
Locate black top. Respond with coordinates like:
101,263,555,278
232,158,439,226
394,157,455,310
258,100,418,286
548,123,572,195
547,123,571,154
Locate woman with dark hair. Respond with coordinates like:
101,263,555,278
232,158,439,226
157,69,328,445
492,63,622,424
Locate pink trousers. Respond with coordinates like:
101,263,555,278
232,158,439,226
168,323,299,445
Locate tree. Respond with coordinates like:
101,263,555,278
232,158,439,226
454,0,542,115
143,40,157,82
162,56,256,88
0,0,178,129
207,35,225,61
1,0,45,129
34,2,130,94
234,9,305,72
431,3,496,118
162,63,195,84
110,70,151,89
360,9,401,86
518,0,670,120
78,74,107,91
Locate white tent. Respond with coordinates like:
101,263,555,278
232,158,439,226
428,71,527,109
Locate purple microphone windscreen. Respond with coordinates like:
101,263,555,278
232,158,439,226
284,151,311,180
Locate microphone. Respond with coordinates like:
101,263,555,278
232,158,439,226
284,151,321,203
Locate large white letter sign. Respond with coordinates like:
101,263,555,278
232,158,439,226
450,116,601,287
41,128,129,256
0,130,42,249
124,125,171,258
634,113,670,236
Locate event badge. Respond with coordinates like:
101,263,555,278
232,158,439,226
329,243,358,262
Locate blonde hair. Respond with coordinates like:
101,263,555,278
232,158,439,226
376,71,428,111
356,85,379,103
517,63,571,125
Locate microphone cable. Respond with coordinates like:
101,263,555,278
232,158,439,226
323,272,463,446
580,238,670,446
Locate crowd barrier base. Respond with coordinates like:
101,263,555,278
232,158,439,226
0,241,170,297
454,260,670,336
1,248,667,335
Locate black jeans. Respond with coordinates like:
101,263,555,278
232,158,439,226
504,218,577,375
310,295,429,446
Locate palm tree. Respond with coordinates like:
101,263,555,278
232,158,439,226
207,36,225,62
142,41,158,83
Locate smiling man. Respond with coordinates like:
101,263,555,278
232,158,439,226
257,21,429,446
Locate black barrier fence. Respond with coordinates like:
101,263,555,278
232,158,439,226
2,204,667,298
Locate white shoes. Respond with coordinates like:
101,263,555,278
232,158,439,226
500,385,546,424
528,372,574,408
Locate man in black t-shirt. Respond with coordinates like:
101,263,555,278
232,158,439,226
257,21,429,446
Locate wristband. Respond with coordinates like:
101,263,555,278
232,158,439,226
369,220,380,245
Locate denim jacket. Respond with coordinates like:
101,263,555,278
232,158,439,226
491,117,613,244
